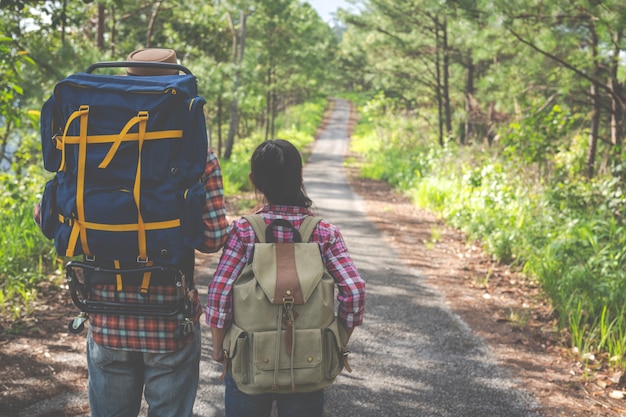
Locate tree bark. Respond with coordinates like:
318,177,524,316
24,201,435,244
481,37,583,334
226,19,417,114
217,94,223,157
464,51,475,145
146,1,163,48
225,11,247,159
442,15,452,139
586,24,600,179
97,2,105,50
264,67,272,141
609,30,624,151
434,16,444,147
109,6,116,56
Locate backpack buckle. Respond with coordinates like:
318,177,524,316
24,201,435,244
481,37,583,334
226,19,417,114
61,215,74,227
282,293,295,310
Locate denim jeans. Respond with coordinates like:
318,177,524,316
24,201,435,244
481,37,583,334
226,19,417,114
86,324,201,417
224,372,324,417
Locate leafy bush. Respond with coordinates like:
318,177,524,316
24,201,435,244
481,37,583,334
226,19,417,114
0,162,57,324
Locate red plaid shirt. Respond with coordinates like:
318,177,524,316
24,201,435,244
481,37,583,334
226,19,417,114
196,150,229,253
206,205,366,330
90,149,229,353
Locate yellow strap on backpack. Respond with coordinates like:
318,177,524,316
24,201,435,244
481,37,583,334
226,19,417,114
58,108,177,266
114,260,123,291
61,106,91,257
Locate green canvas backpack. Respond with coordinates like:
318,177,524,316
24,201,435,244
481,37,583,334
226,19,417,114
222,215,351,394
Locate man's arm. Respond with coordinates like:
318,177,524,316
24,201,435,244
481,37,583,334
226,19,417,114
196,149,229,253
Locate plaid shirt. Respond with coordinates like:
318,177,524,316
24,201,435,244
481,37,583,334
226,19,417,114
206,205,366,330
90,148,229,353
197,150,229,253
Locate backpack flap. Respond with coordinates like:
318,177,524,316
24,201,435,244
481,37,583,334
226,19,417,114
252,242,324,304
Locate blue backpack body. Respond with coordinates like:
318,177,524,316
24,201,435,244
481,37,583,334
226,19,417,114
39,65,208,267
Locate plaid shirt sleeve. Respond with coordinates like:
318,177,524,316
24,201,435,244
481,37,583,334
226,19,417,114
317,221,366,329
196,149,229,253
206,223,249,328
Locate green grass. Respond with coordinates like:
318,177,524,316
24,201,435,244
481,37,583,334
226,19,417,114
0,168,58,327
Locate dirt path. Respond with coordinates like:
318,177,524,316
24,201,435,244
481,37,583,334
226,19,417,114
2,98,625,416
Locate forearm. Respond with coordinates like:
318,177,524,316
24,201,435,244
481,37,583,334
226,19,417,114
211,326,227,362
198,151,229,253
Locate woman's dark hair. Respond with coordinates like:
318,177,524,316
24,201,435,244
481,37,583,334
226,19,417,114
250,139,313,208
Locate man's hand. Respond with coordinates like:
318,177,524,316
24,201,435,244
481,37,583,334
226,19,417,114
33,202,41,227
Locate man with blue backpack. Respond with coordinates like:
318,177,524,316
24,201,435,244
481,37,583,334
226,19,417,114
35,48,228,416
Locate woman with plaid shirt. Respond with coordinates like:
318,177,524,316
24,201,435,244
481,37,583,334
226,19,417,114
207,139,366,417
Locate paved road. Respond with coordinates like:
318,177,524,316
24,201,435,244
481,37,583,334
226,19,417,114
195,99,542,416
18,99,543,417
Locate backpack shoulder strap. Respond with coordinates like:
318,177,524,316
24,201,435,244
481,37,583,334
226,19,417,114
299,216,323,242
243,214,322,243
242,214,267,243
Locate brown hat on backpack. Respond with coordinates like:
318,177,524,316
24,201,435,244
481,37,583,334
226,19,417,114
126,48,178,76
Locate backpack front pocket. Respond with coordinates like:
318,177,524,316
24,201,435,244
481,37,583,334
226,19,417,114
251,328,323,390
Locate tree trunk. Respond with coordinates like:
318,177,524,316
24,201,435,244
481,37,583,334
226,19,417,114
610,79,623,147
224,11,247,159
0,119,12,166
464,51,475,145
217,94,223,157
109,6,116,56
609,30,624,154
264,67,272,141
61,0,67,45
434,17,444,147
270,77,277,139
96,2,105,50
146,1,163,48
586,24,600,179
441,15,452,139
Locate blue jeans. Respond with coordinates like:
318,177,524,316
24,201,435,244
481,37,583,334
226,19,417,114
224,372,324,417
86,325,201,417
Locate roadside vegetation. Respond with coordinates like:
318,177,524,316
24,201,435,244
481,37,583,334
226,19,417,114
350,97,626,371
4,0,626,379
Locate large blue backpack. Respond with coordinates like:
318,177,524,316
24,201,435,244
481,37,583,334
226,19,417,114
39,62,208,268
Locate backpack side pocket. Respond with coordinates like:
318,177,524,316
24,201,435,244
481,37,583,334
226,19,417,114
40,95,63,172
324,322,344,380
40,178,59,239
182,182,205,249
180,97,208,182
224,324,250,385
